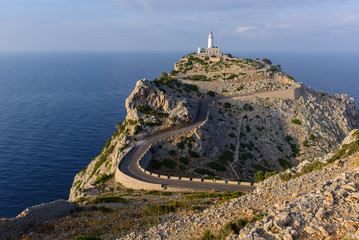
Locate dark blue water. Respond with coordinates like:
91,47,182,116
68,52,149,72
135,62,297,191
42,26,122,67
0,52,358,218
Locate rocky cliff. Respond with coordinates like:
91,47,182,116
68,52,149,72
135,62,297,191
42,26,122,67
69,53,359,205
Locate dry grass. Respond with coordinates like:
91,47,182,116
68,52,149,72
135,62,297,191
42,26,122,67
21,188,244,240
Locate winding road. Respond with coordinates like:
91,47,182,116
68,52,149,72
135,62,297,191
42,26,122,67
117,84,302,192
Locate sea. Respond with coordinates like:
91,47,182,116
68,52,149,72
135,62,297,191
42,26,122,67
0,51,358,218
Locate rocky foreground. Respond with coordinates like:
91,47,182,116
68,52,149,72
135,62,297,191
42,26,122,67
123,130,359,240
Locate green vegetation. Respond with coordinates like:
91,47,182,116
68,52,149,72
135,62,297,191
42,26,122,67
242,103,254,111
269,66,278,72
176,141,185,149
291,119,302,125
184,191,245,200
94,174,112,184
184,75,211,81
134,124,142,134
150,159,162,170
207,90,215,97
194,168,214,176
188,150,200,158
119,143,128,152
136,105,156,115
201,230,215,240
169,150,176,156
309,134,316,140
223,102,232,108
183,83,199,92
218,150,234,164
104,138,111,149
303,140,310,148
162,159,177,169
153,72,181,88
207,162,226,171
245,125,251,132
88,195,127,204
90,145,115,178
278,158,292,169
73,236,102,240
236,85,244,91
285,135,300,157
179,157,189,165
225,73,238,80
254,170,279,182
229,133,236,138
203,213,263,240
280,172,293,181
262,58,272,65
144,190,173,196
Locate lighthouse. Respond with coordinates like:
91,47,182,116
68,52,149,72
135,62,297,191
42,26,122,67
196,31,222,57
208,31,213,48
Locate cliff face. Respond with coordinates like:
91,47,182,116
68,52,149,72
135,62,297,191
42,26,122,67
69,54,359,202
69,77,200,202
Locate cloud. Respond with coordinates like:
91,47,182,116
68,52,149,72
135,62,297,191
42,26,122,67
110,0,353,12
236,26,252,33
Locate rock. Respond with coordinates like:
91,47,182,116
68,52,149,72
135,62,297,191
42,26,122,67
318,226,329,236
275,212,291,226
315,208,326,220
341,183,358,192
304,226,317,234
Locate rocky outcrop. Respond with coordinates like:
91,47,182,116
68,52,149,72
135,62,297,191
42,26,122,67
0,200,78,240
125,79,199,124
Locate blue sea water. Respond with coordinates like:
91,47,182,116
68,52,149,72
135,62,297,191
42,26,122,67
0,52,358,218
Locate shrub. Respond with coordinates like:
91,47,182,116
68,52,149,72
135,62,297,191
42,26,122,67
245,126,251,132
134,124,142,134
218,150,234,164
188,150,200,158
136,105,156,115
143,204,176,216
229,133,236,138
230,143,235,151
236,85,244,91
194,168,214,176
88,195,127,204
190,75,211,81
169,150,176,156
278,158,292,169
94,174,112,184
90,145,115,178
150,159,162,170
217,218,249,239
104,138,111,149
73,236,102,240
309,134,316,140
291,119,302,125
254,170,265,182
224,102,232,108
162,159,177,169
262,58,272,65
207,162,226,171
184,83,199,92
303,140,309,148
241,152,254,161
280,172,293,181
201,230,215,240
176,141,185,149
179,157,189,165
207,90,215,97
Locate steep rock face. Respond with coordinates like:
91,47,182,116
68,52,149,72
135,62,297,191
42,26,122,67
149,85,359,181
125,79,198,124
69,78,200,202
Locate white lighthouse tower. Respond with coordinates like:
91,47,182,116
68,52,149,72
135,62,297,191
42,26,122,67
208,31,213,48
196,31,222,57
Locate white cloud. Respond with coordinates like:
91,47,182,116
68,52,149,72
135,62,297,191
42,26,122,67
236,26,252,32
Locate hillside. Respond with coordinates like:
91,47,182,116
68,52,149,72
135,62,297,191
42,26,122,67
7,53,359,240
69,53,358,202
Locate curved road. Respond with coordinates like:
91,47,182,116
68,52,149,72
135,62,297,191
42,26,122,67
118,85,301,192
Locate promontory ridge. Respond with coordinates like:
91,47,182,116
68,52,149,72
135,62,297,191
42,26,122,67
2,32,359,240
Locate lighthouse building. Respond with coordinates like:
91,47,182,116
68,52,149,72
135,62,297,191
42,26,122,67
197,31,222,57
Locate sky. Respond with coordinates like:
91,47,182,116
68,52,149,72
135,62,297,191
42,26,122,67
0,0,358,53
